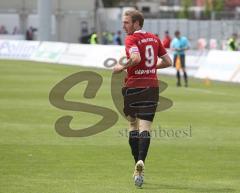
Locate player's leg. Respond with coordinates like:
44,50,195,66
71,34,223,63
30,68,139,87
176,70,181,86
182,68,188,87
127,87,158,187
181,55,188,87
128,116,142,185
122,87,142,184
174,55,181,86
133,119,151,187
136,87,158,163
123,87,141,164
128,116,139,164
138,119,151,163
133,87,158,187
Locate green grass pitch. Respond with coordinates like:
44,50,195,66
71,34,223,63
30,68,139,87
0,60,240,193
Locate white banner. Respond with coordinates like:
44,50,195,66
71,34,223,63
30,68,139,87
0,40,39,60
195,50,240,82
0,40,239,83
59,44,125,69
31,41,68,63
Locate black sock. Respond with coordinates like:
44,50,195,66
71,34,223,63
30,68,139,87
176,71,181,86
129,130,139,163
183,71,188,85
138,131,151,163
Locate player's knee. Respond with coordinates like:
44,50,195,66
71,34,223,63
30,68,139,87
139,119,151,133
128,117,138,131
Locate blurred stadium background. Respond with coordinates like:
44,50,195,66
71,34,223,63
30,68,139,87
0,0,240,193
0,0,240,47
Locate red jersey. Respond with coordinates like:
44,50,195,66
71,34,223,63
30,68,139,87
162,35,172,48
125,30,167,88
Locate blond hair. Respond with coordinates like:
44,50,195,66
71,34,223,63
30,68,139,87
124,10,144,27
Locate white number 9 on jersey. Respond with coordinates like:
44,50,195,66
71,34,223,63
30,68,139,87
145,45,154,67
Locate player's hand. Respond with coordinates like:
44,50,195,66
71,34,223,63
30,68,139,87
113,63,125,74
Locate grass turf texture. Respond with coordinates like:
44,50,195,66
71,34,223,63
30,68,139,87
0,60,240,193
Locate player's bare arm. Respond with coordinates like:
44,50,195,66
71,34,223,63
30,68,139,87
124,52,141,68
113,52,141,74
156,54,172,69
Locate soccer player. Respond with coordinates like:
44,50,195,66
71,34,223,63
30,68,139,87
162,30,172,48
113,10,172,187
170,30,189,87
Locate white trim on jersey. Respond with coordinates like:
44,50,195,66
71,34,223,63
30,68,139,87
129,46,139,54
134,29,146,34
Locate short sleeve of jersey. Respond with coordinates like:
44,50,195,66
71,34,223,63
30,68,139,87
125,36,139,56
157,38,167,57
182,37,190,48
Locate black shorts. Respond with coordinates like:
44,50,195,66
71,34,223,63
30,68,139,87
122,87,159,122
173,54,185,68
